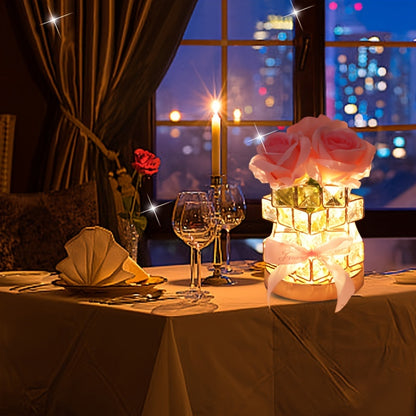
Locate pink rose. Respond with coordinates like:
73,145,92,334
249,132,311,188
310,127,376,188
287,114,348,139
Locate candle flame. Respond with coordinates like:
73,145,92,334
211,100,221,114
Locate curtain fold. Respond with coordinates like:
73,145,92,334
16,0,197,235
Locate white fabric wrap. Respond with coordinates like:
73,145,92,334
264,236,356,312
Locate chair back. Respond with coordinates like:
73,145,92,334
0,181,99,271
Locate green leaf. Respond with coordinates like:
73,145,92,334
132,215,147,235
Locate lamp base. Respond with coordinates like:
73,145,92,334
264,264,364,302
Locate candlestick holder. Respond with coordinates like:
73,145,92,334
203,175,235,286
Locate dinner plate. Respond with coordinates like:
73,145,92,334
0,271,51,286
52,275,167,296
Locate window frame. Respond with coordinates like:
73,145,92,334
149,0,416,240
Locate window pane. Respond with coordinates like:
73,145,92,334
356,130,416,208
183,0,221,39
228,46,293,121
227,125,272,199
228,0,294,40
326,0,416,41
156,46,221,121
156,126,212,200
326,46,416,126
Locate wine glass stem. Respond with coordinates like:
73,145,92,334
225,230,231,272
196,248,202,290
189,247,196,288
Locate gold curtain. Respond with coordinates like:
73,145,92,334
16,0,196,234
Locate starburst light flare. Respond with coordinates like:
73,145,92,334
284,1,315,31
141,195,173,227
40,8,72,38
248,124,280,153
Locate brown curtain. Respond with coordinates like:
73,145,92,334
15,0,196,235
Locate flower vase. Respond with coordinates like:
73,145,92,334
119,219,140,263
262,183,365,303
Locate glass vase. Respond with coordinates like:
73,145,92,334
262,183,365,301
119,219,140,263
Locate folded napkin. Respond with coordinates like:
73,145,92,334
56,226,149,286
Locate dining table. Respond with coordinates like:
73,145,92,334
1,262,416,416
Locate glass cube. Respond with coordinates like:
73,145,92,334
323,186,347,207
293,208,309,233
348,241,364,267
262,194,277,222
327,207,346,229
277,207,293,228
271,227,298,244
295,259,329,281
292,207,326,234
310,209,327,234
348,222,362,242
272,187,295,207
298,231,324,250
347,194,364,222
297,184,322,211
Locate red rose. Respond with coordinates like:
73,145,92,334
131,149,160,176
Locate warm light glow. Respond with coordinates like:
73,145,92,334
233,108,242,123
368,118,378,128
344,104,358,115
392,148,406,158
170,128,180,138
169,110,181,122
211,100,221,114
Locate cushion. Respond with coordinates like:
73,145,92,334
0,181,99,271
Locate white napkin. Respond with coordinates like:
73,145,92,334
56,226,149,286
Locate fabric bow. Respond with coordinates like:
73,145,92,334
264,236,356,312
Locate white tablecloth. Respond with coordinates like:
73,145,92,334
1,265,416,415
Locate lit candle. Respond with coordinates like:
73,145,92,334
211,100,221,177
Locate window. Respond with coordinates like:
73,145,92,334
154,0,416,240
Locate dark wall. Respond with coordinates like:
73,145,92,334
0,2,50,192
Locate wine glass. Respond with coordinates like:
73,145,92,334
179,198,217,297
217,183,246,274
172,191,216,299
172,192,199,293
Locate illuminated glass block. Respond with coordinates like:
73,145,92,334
327,207,346,229
297,184,322,210
295,260,312,280
323,186,347,207
311,259,330,280
348,222,362,242
293,208,309,233
272,187,295,207
262,194,277,222
310,209,327,234
333,254,348,269
347,194,364,222
298,259,329,281
271,227,298,244
348,241,364,266
298,231,324,250
277,207,293,228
